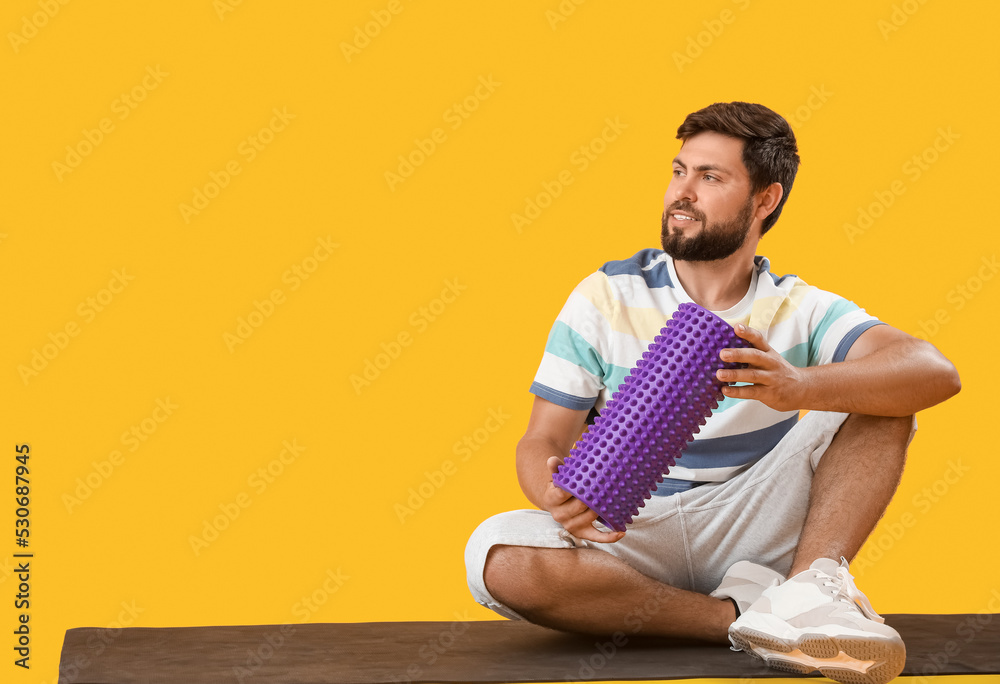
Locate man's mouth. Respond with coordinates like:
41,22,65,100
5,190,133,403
666,210,703,227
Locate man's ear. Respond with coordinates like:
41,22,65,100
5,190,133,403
755,182,783,222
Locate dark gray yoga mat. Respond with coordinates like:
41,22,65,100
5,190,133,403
58,614,1000,683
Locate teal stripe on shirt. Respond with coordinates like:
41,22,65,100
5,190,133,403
807,299,860,366
545,321,607,378
606,364,630,396
782,341,810,369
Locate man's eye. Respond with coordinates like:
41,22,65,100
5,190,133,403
704,174,717,181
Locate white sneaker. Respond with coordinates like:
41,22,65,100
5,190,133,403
728,558,906,684
710,560,784,614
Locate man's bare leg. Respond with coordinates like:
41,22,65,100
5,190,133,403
787,413,912,577
483,544,734,642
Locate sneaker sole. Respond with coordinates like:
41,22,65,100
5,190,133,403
729,626,906,684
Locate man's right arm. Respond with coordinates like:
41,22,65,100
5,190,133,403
516,395,625,544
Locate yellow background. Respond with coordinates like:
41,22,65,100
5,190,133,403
2,0,998,682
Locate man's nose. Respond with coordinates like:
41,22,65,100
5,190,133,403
669,175,695,204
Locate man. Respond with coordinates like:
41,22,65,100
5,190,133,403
464,102,960,684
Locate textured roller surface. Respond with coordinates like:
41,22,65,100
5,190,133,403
552,302,750,532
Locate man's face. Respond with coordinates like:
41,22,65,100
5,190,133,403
661,131,757,262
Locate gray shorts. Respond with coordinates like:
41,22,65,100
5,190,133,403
465,410,857,621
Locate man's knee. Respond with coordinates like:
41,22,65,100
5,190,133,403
810,413,913,473
483,545,564,613
484,545,534,599
824,413,914,476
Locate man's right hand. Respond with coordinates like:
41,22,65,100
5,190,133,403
542,456,625,544
516,396,627,544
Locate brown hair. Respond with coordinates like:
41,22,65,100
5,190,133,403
676,102,799,235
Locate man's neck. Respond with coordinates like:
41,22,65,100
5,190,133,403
672,248,757,311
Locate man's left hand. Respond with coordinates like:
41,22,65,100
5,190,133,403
717,324,806,412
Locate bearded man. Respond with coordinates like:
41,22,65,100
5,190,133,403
464,101,960,684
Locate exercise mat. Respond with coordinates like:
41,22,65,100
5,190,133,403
59,613,1000,683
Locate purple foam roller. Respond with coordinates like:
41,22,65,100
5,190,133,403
552,302,751,532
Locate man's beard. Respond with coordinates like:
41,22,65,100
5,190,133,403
660,195,754,262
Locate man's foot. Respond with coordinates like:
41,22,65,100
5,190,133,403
710,560,784,614
728,558,905,684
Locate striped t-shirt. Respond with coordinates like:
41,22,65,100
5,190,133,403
530,248,883,496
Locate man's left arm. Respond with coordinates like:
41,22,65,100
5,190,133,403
717,323,961,416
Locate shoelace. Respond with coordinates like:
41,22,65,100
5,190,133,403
821,557,885,624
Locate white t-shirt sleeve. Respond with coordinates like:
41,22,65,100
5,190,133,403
529,272,615,411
